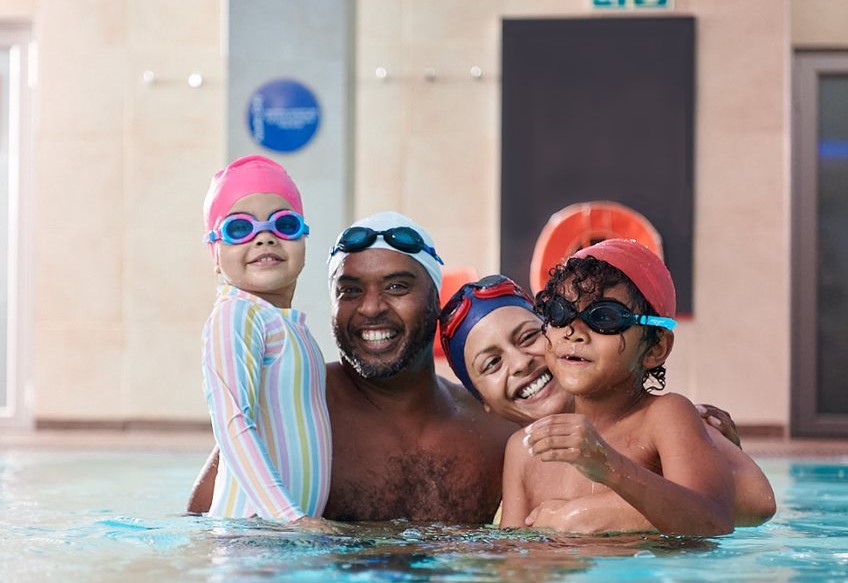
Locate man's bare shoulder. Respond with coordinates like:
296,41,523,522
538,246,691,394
438,374,482,410
325,360,348,388
325,361,371,410
325,361,348,397
437,375,517,435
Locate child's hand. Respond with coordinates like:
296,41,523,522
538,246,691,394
292,515,346,534
523,414,613,482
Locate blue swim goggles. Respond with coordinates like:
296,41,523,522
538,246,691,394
541,296,677,334
206,210,310,245
329,226,444,265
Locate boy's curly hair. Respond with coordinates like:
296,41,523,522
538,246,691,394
535,255,668,391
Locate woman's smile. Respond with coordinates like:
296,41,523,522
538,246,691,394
514,370,553,400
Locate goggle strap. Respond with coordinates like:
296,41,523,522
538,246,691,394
429,247,445,265
637,315,677,330
473,281,523,300
443,297,471,339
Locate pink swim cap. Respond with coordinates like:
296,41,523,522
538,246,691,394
203,154,304,233
571,238,676,318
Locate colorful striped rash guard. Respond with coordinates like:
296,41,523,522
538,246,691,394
202,284,331,521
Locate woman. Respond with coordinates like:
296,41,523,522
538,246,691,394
439,274,776,532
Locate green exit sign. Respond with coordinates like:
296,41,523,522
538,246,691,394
593,0,672,7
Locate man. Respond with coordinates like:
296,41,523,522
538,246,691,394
188,211,516,523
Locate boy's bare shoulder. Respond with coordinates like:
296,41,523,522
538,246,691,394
645,392,710,438
646,391,698,413
505,425,528,452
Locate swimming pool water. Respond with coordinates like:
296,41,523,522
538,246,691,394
0,448,846,582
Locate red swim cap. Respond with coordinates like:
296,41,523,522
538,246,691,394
571,238,676,318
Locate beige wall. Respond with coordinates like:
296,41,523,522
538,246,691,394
6,0,847,430
792,0,848,47
28,0,224,423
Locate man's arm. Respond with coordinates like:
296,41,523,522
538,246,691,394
186,447,218,514
706,425,776,526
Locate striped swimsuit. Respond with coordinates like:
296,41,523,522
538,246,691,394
202,284,331,521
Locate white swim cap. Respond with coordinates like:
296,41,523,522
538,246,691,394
327,211,443,292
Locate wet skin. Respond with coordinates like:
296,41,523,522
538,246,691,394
322,249,515,522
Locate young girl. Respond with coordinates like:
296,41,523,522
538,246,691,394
201,154,331,524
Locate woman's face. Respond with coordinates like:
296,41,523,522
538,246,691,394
463,305,572,425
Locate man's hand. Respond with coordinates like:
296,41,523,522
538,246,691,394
695,404,741,447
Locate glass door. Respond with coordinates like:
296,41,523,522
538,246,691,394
792,52,848,436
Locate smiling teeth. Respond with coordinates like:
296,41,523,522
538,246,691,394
519,372,552,399
361,330,396,342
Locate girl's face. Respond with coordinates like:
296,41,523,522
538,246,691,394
216,193,306,308
463,306,572,425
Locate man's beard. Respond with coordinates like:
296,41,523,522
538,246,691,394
335,293,440,379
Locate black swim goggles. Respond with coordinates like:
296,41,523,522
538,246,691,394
329,226,444,265
540,295,677,334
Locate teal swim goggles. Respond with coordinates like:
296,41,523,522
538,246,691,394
206,210,309,245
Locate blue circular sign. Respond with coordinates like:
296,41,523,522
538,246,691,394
247,79,321,153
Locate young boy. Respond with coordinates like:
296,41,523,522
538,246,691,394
201,155,331,525
500,238,736,536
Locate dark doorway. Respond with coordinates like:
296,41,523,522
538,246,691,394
500,17,694,314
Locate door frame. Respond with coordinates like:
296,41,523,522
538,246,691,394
791,50,848,437
0,24,32,429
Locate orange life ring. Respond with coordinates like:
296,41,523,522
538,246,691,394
529,201,663,294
